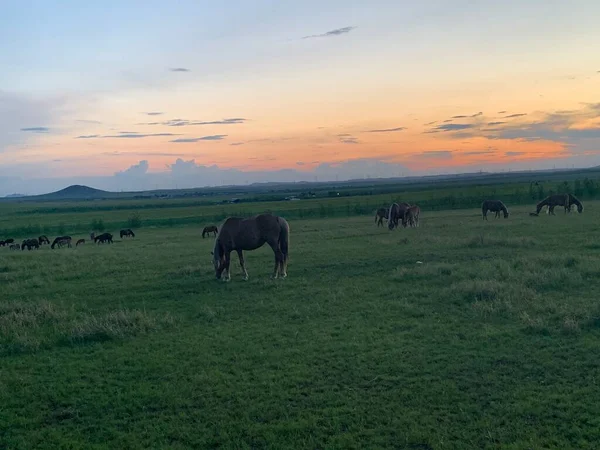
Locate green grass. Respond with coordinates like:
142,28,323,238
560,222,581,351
1,203,600,448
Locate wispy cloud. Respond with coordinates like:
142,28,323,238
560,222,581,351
302,26,356,39
75,134,100,139
415,150,453,159
506,151,525,156
144,112,164,116
170,135,227,143
487,122,506,126
21,127,49,133
366,126,406,133
504,113,527,118
498,111,507,114
230,142,245,146
76,119,102,124
339,135,360,144
169,68,190,72
102,132,180,139
141,117,246,127
433,123,474,132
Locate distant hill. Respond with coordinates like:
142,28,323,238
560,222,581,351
4,193,26,198
31,185,115,200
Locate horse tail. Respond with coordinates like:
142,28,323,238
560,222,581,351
279,218,290,263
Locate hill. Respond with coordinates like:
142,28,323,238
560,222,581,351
30,185,115,200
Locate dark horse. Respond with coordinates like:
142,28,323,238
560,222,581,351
403,205,421,227
76,239,85,247
21,238,40,251
374,208,389,227
51,236,72,249
202,225,218,238
388,202,411,230
94,233,113,244
120,229,135,238
481,200,509,220
38,235,50,245
212,214,289,281
536,193,583,215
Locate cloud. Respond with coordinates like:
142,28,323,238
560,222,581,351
21,127,49,133
169,68,190,72
366,127,406,133
471,112,483,117
141,117,246,127
103,132,180,139
498,111,507,114
115,160,149,177
504,113,527,118
75,135,100,139
487,122,506,126
505,151,525,156
341,137,359,144
302,26,356,39
170,134,227,143
451,115,468,119
424,121,437,126
433,123,474,132
144,112,164,116
75,119,102,124
414,150,453,159
462,151,492,156
230,142,245,146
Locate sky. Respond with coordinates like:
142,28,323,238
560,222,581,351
1,0,599,195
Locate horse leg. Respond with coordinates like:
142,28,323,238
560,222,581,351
223,251,232,282
267,241,283,279
236,249,248,280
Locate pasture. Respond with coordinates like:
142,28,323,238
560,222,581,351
1,201,600,448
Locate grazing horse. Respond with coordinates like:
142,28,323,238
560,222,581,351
0,241,5,247
90,232,96,242
10,244,20,251
212,213,289,281
76,239,85,247
374,208,389,227
403,205,421,227
21,238,40,251
51,236,72,249
38,235,50,245
120,229,135,238
388,202,411,230
536,194,583,215
94,233,113,244
481,200,509,220
202,225,218,238
5,239,14,245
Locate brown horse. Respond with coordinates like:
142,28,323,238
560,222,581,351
76,239,85,247
481,200,509,220
212,214,289,281
51,236,72,249
202,225,218,238
388,202,411,230
374,208,389,227
403,205,421,227
536,194,583,215
120,229,135,238
94,233,113,244
21,238,40,251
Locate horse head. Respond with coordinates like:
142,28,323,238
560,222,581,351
503,209,509,218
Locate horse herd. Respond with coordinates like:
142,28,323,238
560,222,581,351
2,192,586,282
0,228,136,252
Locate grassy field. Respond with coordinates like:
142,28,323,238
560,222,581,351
1,201,600,448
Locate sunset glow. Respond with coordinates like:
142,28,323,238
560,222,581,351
1,0,599,194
